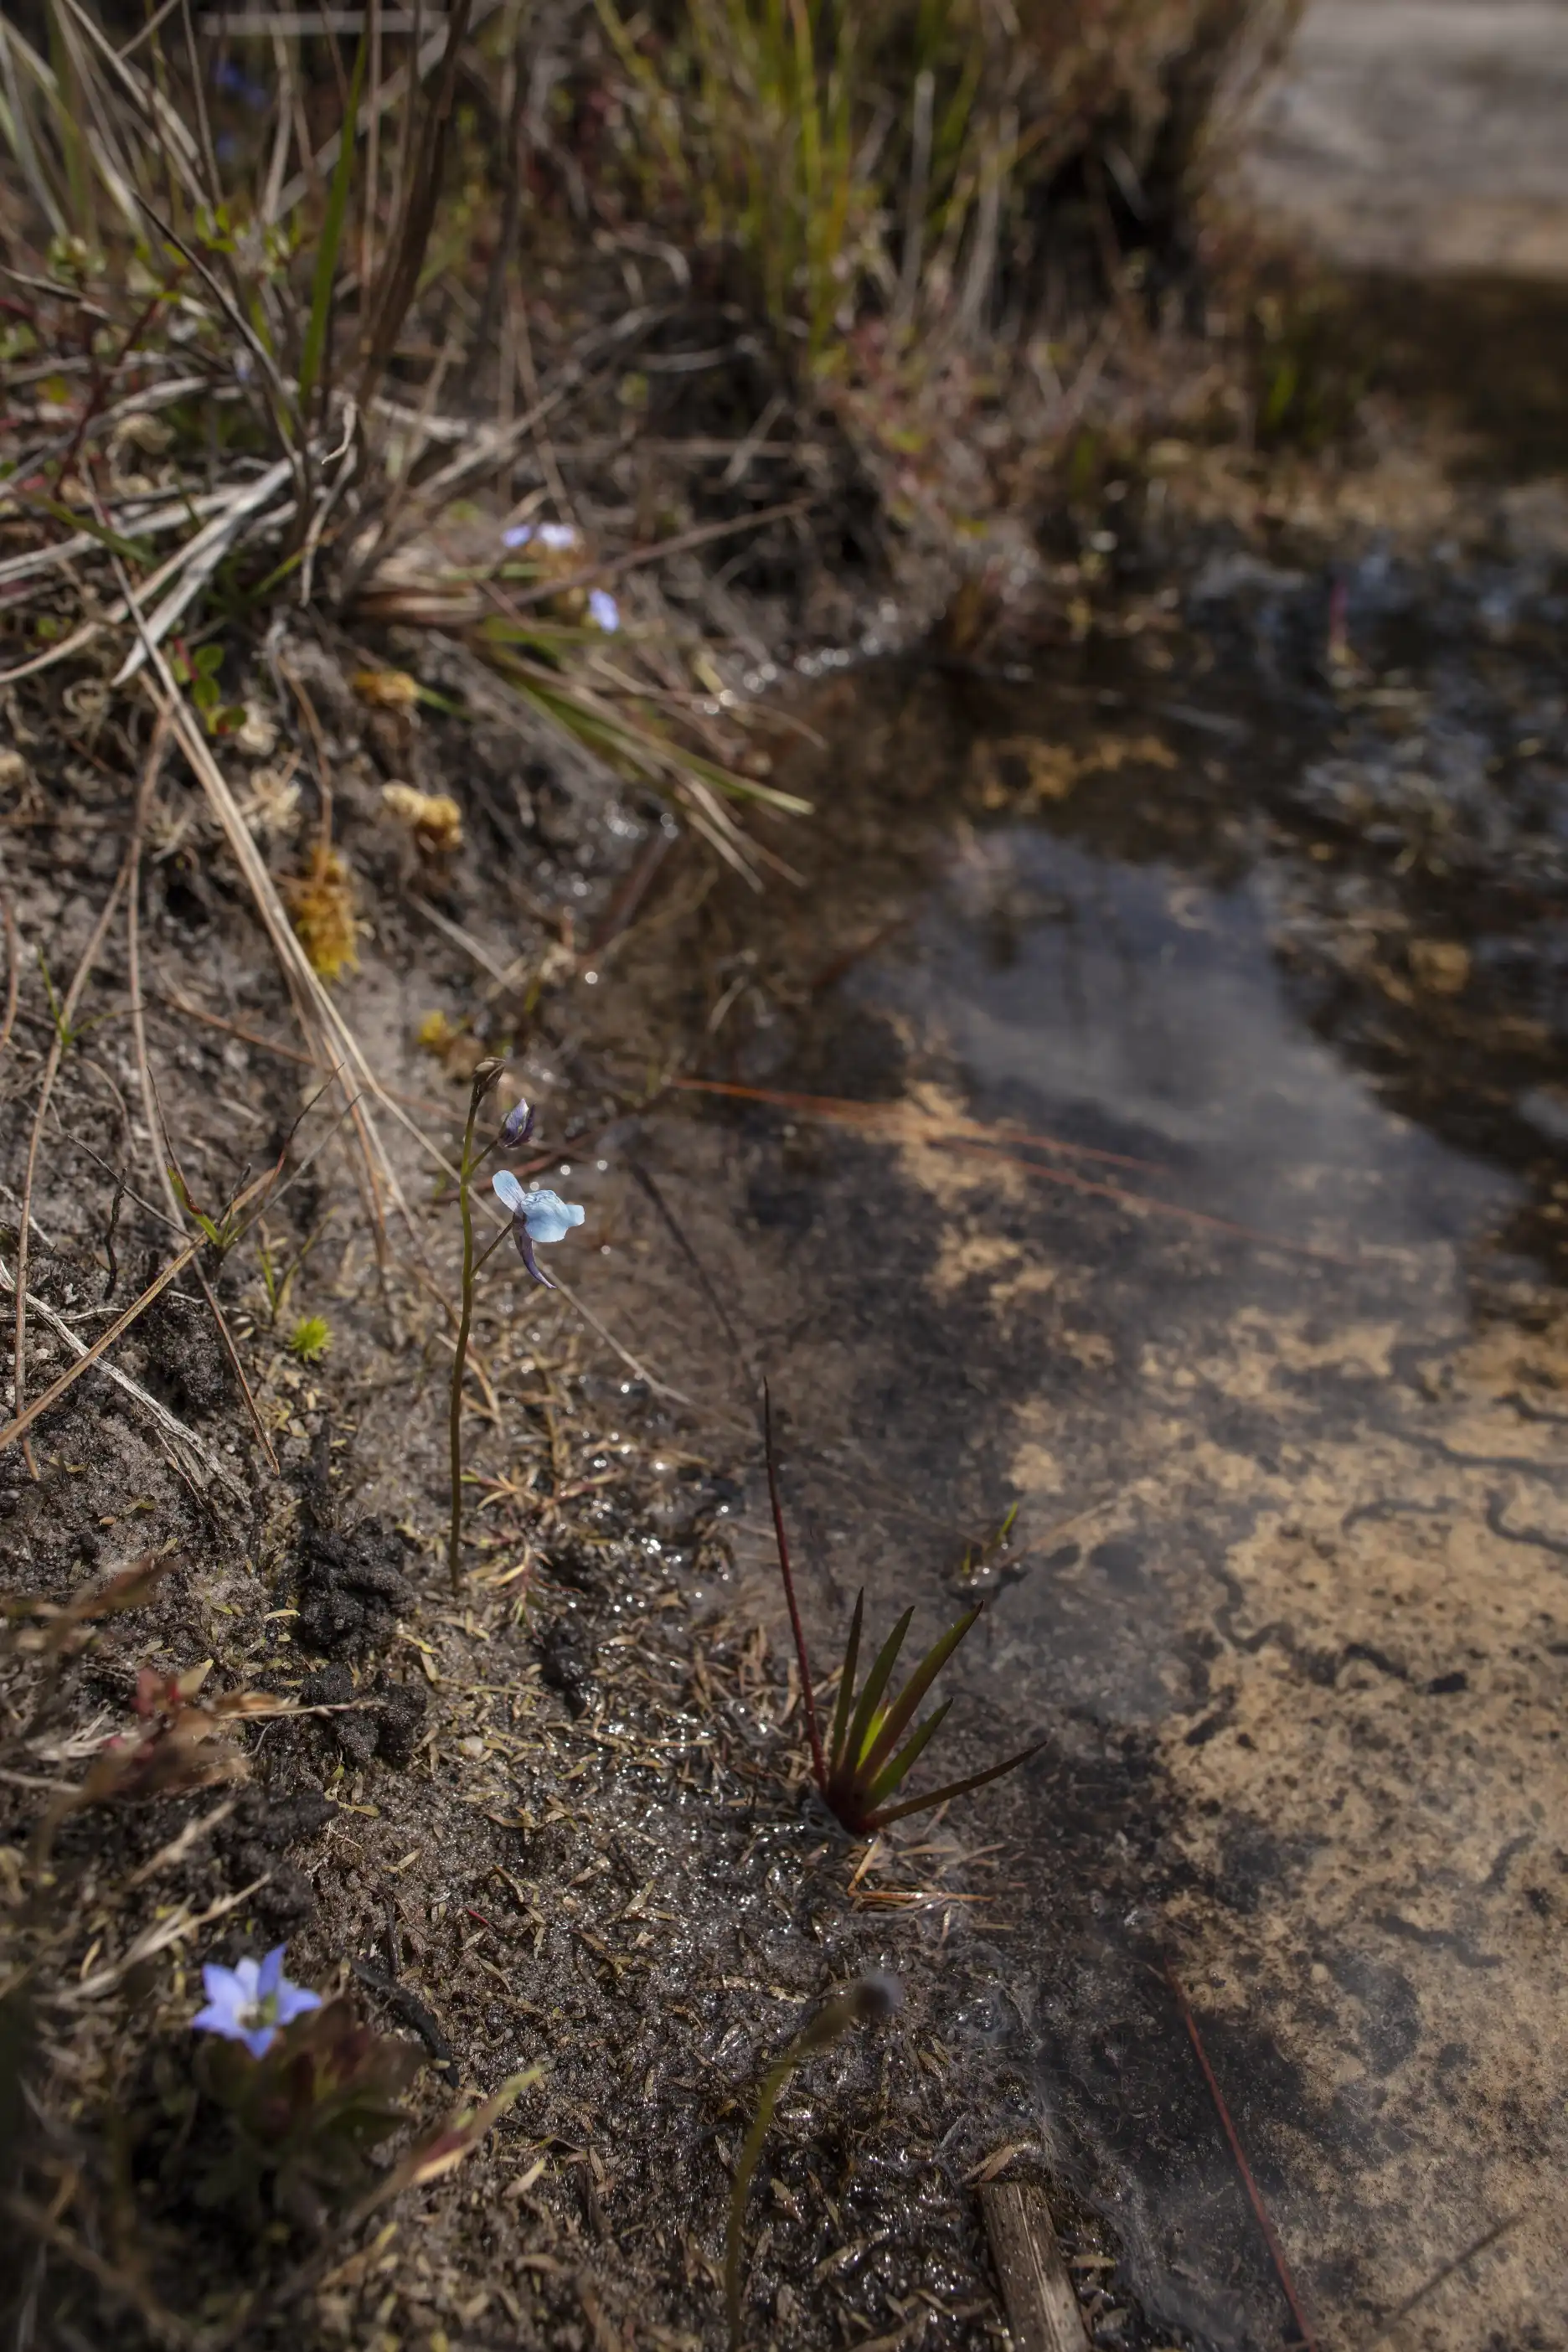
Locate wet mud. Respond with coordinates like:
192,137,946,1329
571,496,1568,2347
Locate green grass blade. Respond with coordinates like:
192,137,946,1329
827,1588,864,1777
482,647,814,817
298,27,367,416
838,1607,912,1785
35,498,148,564
0,18,67,243
864,1697,952,1810
858,1604,981,1783
867,1736,1048,1829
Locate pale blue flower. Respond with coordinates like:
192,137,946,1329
588,588,620,633
494,1170,585,1287
193,1944,321,2060
503,521,579,552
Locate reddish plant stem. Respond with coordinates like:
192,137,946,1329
763,1383,825,1788
1165,1962,1320,2352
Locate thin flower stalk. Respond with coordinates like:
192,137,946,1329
448,1057,503,1593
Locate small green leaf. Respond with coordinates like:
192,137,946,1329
858,1607,981,1785
828,1589,864,1777
864,1698,952,1810
838,1607,912,1789
297,29,368,415
868,1737,1048,1828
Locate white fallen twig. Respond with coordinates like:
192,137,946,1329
112,456,297,683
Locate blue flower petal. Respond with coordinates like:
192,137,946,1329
274,1982,323,2027
519,1189,585,1246
493,1170,527,1215
516,1225,554,1288
257,1946,285,1999
201,1961,240,2009
193,2000,245,2040
588,588,620,633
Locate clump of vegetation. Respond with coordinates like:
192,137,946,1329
766,1390,1044,1831
601,0,1301,381
286,1313,332,1364
287,848,361,986
191,1947,424,2222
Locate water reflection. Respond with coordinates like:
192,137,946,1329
602,642,1568,2349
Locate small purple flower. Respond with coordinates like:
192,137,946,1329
587,588,620,633
498,1098,535,1148
193,1944,321,2060
493,1170,585,1288
503,521,579,552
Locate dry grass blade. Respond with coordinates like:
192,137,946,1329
0,1235,200,1460
0,1118,311,1462
106,539,443,1263
111,460,297,687
355,0,475,407
0,1258,245,1498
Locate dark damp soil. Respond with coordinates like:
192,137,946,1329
8,277,1568,2352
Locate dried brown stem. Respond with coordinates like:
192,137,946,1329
0,885,18,1066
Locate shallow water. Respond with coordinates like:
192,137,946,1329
583,503,1568,2347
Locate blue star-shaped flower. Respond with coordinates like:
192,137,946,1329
193,1944,321,2060
493,1171,585,1287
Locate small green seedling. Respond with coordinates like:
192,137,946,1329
766,1388,1043,1834
286,1314,331,1364
170,641,245,737
168,1166,246,1256
957,1498,1019,1583
36,949,113,1053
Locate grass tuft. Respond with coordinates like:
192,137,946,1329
766,1385,1044,1834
